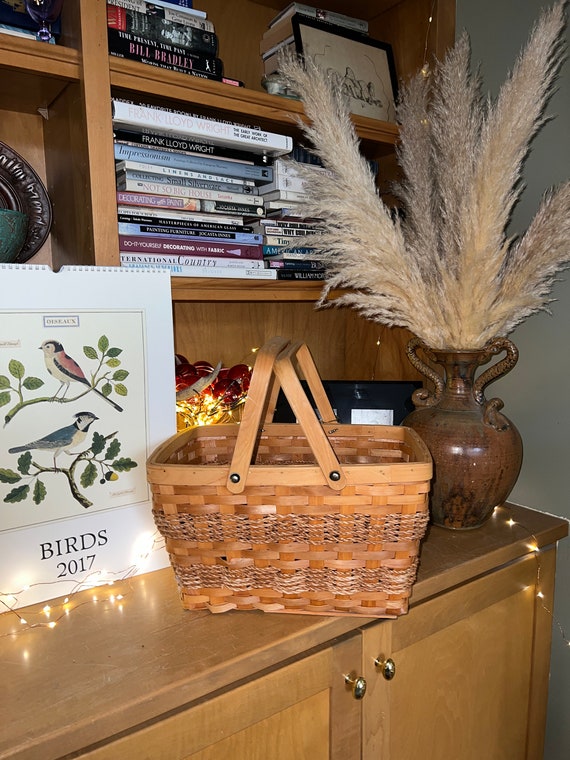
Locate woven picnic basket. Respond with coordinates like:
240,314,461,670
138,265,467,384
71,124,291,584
147,337,432,617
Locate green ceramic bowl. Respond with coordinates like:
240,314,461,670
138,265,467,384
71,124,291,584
0,209,28,263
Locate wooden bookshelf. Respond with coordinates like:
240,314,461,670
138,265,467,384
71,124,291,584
0,0,455,377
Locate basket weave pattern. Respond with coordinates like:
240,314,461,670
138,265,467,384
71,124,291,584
148,339,432,617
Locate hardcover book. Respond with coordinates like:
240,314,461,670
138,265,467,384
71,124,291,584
117,180,263,205
116,168,258,195
111,0,206,19
114,128,262,165
108,1,214,31
116,190,265,217
120,252,265,268
117,205,246,226
116,159,257,186
107,28,223,77
120,261,278,279
112,98,294,157
119,235,264,259
113,143,275,184
107,4,217,55
118,223,262,244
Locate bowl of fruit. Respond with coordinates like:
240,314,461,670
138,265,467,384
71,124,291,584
175,354,252,429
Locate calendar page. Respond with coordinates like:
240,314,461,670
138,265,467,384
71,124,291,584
0,265,176,610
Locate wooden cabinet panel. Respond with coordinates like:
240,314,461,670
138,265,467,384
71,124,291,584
78,635,361,760
361,550,552,759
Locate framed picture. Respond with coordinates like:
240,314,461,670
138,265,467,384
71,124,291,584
292,15,398,123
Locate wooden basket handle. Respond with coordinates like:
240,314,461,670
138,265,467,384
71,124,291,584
227,339,346,493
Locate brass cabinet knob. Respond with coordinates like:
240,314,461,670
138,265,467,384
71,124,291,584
374,656,396,680
344,672,367,700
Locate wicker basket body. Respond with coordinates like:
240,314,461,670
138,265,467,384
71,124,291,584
148,338,432,617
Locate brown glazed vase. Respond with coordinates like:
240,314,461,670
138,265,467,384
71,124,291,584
402,337,523,529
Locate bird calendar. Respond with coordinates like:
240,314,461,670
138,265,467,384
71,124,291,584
0,264,176,611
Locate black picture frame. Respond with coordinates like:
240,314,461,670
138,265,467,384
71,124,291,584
291,15,398,123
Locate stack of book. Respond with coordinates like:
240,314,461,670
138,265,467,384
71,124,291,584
0,0,61,42
260,3,369,77
107,0,242,86
250,215,326,281
113,98,296,279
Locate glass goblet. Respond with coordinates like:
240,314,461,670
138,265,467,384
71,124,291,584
24,0,65,43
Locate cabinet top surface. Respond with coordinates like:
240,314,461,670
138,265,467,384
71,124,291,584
0,504,566,760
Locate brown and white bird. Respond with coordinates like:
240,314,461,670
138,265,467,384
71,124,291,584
40,340,123,412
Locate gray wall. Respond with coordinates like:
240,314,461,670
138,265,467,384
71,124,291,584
455,1,570,757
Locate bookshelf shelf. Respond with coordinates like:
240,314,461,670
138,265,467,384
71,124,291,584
171,277,339,302
0,37,79,112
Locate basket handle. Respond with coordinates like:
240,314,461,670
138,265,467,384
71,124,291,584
227,339,346,493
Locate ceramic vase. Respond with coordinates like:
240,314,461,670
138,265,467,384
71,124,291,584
402,337,523,529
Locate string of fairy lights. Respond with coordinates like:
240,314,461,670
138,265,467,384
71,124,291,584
0,531,165,638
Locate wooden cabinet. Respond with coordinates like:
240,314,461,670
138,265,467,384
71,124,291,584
1,504,566,760
0,0,454,380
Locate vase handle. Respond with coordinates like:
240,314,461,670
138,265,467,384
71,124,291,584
405,338,443,407
473,337,519,404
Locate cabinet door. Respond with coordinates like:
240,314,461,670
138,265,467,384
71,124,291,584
361,549,555,760
79,633,362,760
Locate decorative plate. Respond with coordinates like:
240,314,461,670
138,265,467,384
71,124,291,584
0,141,53,263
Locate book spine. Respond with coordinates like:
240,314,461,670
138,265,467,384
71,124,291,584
107,29,223,76
113,143,274,184
117,179,263,205
115,160,256,186
121,261,278,279
117,205,244,225
261,189,309,202
259,175,308,193
119,236,264,259
256,226,317,236
111,99,293,157
264,235,316,246
275,269,326,280
110,0,207,21
108,47,223,82
107,5,217,54
266,259,325,270
118,223,263,243
271,6,368,33
119,252,265,269
113,129,262,165
117,191,265,217
117,169,258,195
108,2,214,32
263,245,314,257
117,213,252,233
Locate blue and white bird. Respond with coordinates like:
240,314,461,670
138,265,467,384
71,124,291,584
40,340,123,412
8,411,99,467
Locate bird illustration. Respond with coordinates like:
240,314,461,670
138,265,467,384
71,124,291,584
40,340,123,412
8,411,99,467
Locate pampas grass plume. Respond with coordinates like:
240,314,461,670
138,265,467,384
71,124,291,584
278,1,570,350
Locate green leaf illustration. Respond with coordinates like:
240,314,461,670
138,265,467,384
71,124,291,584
98,335,110,353
0,375,10,389
0,391,11,408
0,468,21,484
106,347,123,358
4,484,29,503
114,383,128,397
112,457,138,472
90,432,106,456
106,358,121,368
83,345,98,360
22,376,45,391
8,359,25,380
113,369,129,381
33,479,47,505
17,452,32,475
101,382,113,397
105,439,121,459
80,461,97,488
